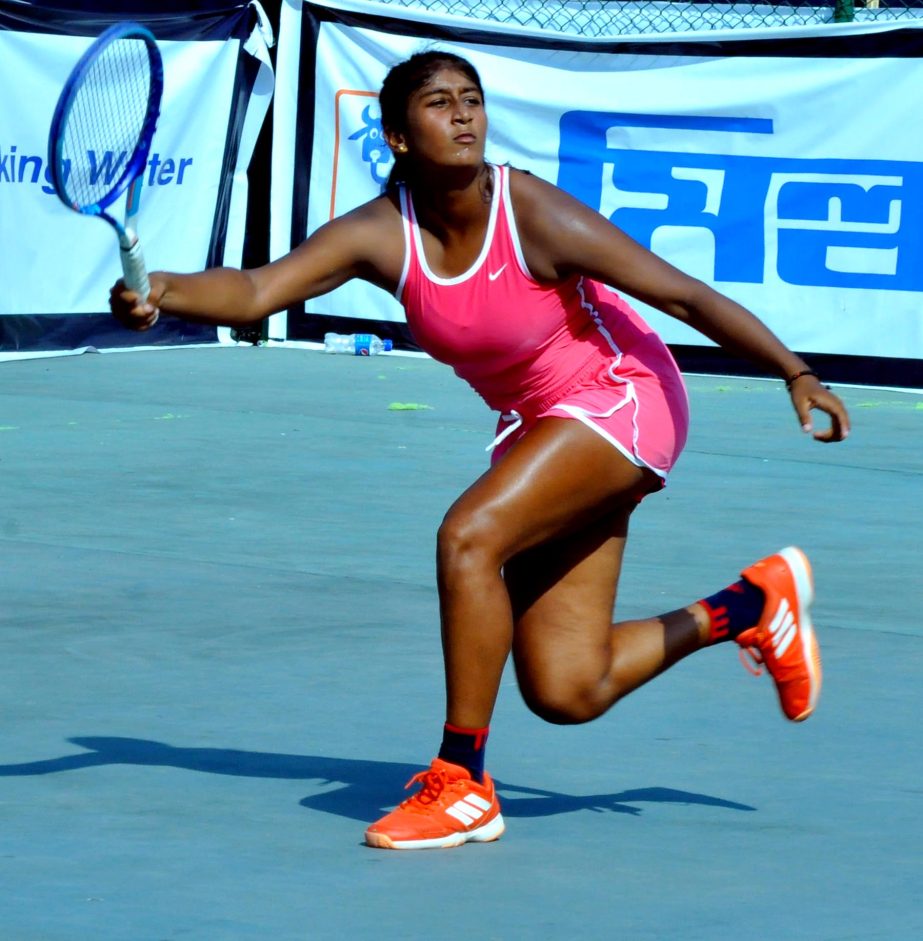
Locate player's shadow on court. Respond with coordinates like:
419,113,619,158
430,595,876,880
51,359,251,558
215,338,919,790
0,736,755,822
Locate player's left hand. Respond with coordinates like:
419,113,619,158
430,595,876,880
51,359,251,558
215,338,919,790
789,374,850,442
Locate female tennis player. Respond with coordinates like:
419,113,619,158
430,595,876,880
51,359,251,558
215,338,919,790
110,51,850,850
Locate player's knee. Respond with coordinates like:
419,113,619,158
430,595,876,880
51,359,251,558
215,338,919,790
521,677,607,726
437,505,504,576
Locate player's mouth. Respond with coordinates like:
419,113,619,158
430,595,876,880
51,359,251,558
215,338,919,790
454,133,476,144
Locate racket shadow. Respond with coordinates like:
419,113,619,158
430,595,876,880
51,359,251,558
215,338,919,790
0,736,756,823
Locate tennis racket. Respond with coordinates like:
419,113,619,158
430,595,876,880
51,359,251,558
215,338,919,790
48,22,163,305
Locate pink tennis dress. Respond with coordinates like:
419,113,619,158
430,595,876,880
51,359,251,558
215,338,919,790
396,164,690,483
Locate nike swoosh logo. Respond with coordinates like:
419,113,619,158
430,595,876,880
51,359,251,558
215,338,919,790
488,264,507,281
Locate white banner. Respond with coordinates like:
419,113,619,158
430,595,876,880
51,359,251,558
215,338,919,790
0,12,273,339
273,3,923,362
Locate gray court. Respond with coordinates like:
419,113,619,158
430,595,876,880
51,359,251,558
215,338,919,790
1,347,920,940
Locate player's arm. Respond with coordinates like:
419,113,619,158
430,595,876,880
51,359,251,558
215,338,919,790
110,197,402,330
510,171,850,441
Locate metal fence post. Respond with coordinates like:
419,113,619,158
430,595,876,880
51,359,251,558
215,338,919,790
834,0,857,20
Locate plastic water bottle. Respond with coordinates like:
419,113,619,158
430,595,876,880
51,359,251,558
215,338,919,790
323,332,393,356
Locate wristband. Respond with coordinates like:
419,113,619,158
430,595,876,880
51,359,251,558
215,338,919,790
785,369,818,390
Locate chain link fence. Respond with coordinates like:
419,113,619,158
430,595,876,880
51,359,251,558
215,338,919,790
374,0,922,35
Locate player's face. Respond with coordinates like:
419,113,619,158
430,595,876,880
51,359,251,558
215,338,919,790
391,68,487,170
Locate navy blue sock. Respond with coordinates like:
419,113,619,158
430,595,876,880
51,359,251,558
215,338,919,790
438,723,488,783
700,579,765,643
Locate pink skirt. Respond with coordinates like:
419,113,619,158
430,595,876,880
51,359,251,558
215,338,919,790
489,334,690,483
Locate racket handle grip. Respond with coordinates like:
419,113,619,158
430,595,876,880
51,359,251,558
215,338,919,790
120,231,151,305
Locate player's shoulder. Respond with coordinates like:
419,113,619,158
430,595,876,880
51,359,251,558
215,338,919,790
338,190,402,226
506,165,595,233
507,165,572,203
320,191,402,256
319,191,404,285
507,165,560,203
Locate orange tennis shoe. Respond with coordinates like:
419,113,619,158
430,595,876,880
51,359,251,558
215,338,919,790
365,758,505,850
735,546,821,722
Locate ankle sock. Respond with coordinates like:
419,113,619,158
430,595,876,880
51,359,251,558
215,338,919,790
700,579,765,643
438,723,488,783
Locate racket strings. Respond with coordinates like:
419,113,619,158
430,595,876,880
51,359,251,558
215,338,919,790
61,39,153,210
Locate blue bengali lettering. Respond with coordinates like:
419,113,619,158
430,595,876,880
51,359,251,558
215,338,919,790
557,110,923,293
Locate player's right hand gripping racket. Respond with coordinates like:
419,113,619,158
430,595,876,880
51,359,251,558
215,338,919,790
48,22,163,305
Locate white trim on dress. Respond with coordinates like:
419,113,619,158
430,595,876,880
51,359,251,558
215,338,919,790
407,165,502,287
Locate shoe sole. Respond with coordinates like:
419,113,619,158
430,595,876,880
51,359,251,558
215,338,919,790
778,546,821,722
365,812,505,850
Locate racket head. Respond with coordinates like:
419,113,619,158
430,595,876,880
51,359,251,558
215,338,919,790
48,22,163,218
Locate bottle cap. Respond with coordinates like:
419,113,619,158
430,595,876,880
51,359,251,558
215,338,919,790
383,339,393,351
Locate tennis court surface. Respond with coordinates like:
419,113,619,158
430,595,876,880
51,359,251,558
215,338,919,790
2,346,920,940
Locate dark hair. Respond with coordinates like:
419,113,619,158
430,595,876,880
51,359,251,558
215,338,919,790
379,51,485,190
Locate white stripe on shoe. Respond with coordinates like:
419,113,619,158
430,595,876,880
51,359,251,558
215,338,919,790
768,598,797,657
445,793,494,825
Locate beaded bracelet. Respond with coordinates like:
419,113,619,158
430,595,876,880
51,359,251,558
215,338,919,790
785,369,818,390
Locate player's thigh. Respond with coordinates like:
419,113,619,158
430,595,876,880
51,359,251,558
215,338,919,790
440,417,656,565
505,506,632,717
